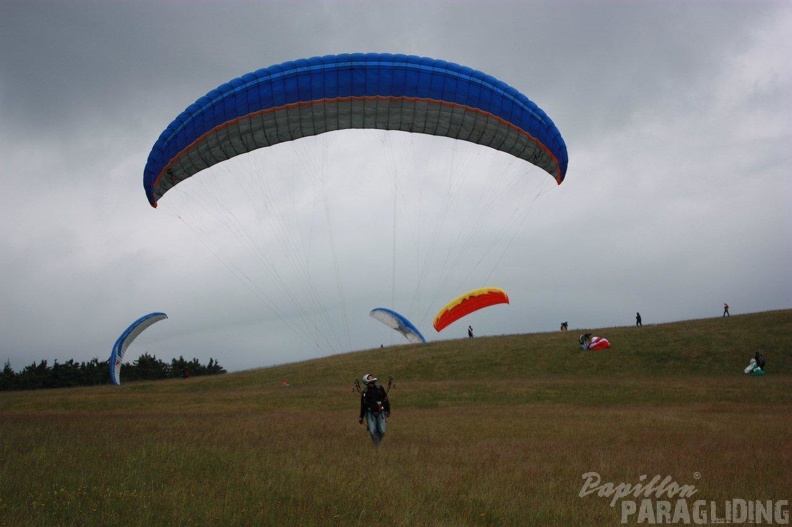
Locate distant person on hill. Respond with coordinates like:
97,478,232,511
754,349,766,370
579,333,592,350
358,374,390,447
723,303,730,317
744,350,766,375
560,321,568,331
636,312,642,327
468,325,474,338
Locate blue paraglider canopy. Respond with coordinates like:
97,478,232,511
369,307,425,344
109,312,168,385
144,53,568,207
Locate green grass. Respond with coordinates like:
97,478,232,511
1,309,790,526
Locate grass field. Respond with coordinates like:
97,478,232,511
2,310,790,526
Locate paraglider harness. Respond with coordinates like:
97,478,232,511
354,375,394,416
579,333,592,350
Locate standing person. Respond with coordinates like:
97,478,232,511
468,325,474,338
636,312,642,327
723,303,730,317
358,374,390,447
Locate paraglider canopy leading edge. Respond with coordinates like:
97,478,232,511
144,53,568,207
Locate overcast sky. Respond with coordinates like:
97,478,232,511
1,1,790,373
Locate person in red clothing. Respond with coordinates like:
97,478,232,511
723,303,730,317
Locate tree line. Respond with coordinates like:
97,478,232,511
0,353,226,391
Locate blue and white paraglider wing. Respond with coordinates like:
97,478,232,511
369,308,425,344
144,53,568,207
109,312,168,385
